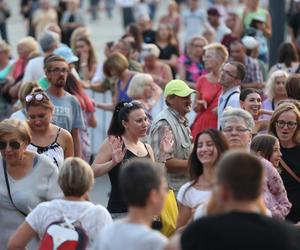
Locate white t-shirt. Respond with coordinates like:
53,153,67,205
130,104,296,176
22,56,45,82
177,181,211,209
26,199,112,249
92,222,168,250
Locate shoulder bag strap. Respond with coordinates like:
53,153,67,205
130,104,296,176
2,159,27,216
280,159,300,183
223,91,239,111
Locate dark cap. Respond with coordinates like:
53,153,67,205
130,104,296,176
207,7,221,17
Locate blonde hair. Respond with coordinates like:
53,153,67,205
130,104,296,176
204,42,229,65
127,73,153,98
0,40,10,55
17,36,39,55
103,52,128,77
58,157,94,196
264,70,288,100
18,81,40,107
0,119,32,144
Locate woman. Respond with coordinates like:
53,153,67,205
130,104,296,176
25,89,74,168
269,42,300,74
176,129,229,229
159,0,180,36
73,36,97,81
155,23,179,78
240,88,271,135
220,107,291,220
191,43,228,138
262,70,288,119
269,103,300,223
0,118,62,248
92,101,154,219
95,53,136,111
178,35,208,88
65,73,96,162
142,43,172,89
8,157,112,249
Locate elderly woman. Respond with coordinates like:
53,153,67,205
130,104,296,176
191,43,228,137
92,101,154,219
269,103,300,223
25,89,74,168
262,70,288,118
142,43,172,89
0,119,62,248
221,108,291,220
8,157,112,249
127,73,161,114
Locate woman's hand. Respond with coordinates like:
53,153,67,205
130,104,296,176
193,99,207,112
108,136,126,165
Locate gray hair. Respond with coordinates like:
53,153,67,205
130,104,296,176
221,107,254,131
38,31,60,53
264,70,288,99
127,73,153,98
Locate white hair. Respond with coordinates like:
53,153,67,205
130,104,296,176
127,73,153,98
264,70,288,99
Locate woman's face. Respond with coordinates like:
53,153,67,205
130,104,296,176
275,110,298,145
123,108,149,137
144,56,156,68
158,25,170,40
273,76,287,98
190,39,206,58
196,133,218,166
75,40,90,56
203,49,218,71
240,93,262,117
269,140,282,167
27,106,52,132
17,44,29,59
0,133,27,162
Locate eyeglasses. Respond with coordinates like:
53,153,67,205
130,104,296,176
48,67,69,74
0,140,21,150
25,92,49,103
221,69,238,79
276,120,298,129
222,127,250,133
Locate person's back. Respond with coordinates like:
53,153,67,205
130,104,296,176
181,211,300,250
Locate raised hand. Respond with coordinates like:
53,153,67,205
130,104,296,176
160,126,174,155
108,136,127,166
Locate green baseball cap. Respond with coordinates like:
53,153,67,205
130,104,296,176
164,80,195,97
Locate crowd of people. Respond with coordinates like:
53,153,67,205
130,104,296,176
1,0,300,249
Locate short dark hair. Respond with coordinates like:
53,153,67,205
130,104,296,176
108,101,144,136
286,74,300,100
217,150,263,201
250,134,278,161
240,88,260,101
44,54,67,71
119,158,165,207
228,61,246,81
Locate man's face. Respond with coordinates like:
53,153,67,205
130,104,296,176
112,42,129,58
219,63,239,89
207,14,218,26
167,94,192,117
46,61,69,89
230,43,245,62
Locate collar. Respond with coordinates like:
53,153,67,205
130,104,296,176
167,107,189,127
221,86,240,98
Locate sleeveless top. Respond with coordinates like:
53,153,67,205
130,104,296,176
107,143,150,213
27,128,64,169
117,75,134,102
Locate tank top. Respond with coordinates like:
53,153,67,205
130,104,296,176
27,128,64,168
107,143,150,213
117,74,134,102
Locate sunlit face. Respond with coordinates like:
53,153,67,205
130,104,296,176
223,118,252,149
75,40,90,56
158,25,170,40
17,44,29,60
0,133,27,163
269,140,282,167
273,76,287,98
46,61,69,88
144,56,156,68
27,106,52,132
122,108,149,137
190,38,206,58
203,49,218,71
196,133,218,166
219,63,238,88
230,43,245,62
168,94,193,117
275,110,298,145
240,93,262,118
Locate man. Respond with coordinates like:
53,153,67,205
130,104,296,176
44,54,84,157
229,40,263,90
166,151,300,250
92,158,168,250
149,80,195,194
217,61,245,130
22,31,60,83
207,7,231,43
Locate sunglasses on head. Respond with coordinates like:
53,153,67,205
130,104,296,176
25,92,48,103
0,140,21,150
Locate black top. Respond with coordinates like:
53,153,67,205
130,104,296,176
181,211,300,250
143,30,156,44
157,44,179,78
281,145,300,223
107,144,150,213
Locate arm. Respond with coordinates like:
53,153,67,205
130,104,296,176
176,202,192,229
86,112,97,128
95,80,118,111
7,222,37,250
165,158,188,172
165,234,182,250
61,129,74,158
71,128,81,157
263,12,272,38
241,82,264,90
159,54,179,69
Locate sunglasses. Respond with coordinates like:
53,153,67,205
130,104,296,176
0,140,22,150
25,92,48,103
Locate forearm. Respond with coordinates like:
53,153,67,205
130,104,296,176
92,160,115,177
71,129,81,157
95,102,115,111
165,158,188,172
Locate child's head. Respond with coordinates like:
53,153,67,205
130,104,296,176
250,134,282,167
